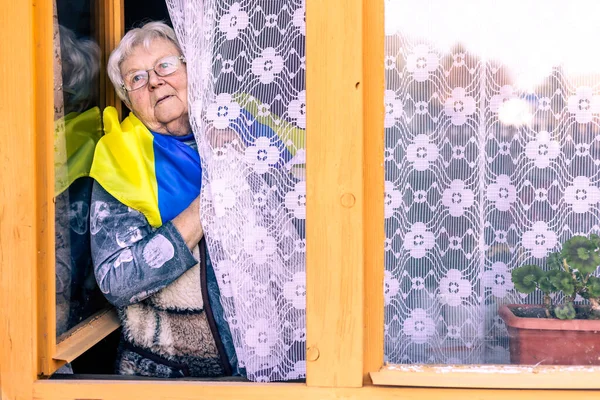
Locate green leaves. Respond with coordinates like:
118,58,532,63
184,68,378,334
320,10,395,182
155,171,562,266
538,269,574,295
562,236,600,275
538,271,556,294
586,276,600,298
550,270,576,296
510,235,600,320
590,234,600,248
554,302,577,320
511,265,543,294
546,252,563,270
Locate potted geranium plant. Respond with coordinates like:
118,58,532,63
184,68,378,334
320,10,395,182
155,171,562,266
499,234,600,365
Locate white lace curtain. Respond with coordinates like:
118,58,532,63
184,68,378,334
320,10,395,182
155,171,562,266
166,0,306,381
384,0,600,365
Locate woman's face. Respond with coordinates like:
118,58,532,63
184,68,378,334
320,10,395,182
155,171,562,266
120,38,190,136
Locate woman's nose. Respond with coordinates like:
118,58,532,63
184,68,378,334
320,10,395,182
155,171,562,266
147,70,165,89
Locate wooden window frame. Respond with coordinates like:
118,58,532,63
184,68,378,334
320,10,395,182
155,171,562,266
1,0,600,399
36,0,125,376
95,0,125,118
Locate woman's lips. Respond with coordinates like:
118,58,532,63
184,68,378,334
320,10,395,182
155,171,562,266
155,95,172,105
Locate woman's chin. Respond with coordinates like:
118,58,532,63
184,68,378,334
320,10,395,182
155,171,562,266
155,116,191,135
154,106,175,120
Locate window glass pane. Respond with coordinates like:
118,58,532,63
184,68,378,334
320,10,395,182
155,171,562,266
384,0,600,366
54,0,107,337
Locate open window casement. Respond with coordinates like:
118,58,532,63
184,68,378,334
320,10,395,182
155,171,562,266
39,0,123,376
4,0,600,399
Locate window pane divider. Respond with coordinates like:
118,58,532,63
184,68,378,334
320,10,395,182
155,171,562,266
306,0,368,387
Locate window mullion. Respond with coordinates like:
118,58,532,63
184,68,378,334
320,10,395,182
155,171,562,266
306,0,365,388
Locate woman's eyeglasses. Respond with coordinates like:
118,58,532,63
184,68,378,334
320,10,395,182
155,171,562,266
122,55,186,92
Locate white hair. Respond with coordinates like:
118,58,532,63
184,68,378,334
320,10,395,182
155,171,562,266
107,21,182,107
59,25,101,114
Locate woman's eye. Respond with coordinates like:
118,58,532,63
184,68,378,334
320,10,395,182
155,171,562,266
132,73,145,83
158,62,174,71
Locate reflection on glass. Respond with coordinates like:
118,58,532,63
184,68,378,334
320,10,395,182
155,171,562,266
55,3,106,336
384,0,600,366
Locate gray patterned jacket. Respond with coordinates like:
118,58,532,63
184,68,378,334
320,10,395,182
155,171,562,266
90,182,237,378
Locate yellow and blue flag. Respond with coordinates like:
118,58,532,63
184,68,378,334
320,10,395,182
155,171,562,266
234,93,305,157
54,106,103,196
90,107,202,228
90,100,305,228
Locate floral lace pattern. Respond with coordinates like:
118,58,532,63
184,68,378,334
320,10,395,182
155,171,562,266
167,0,306,381
385,1,600,365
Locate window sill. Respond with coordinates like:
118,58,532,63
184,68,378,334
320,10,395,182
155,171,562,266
371,364,600,389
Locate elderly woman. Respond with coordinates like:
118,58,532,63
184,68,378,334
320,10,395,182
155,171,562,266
89,21,238,378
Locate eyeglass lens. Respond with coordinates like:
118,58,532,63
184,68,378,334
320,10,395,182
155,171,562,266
125,56,181,91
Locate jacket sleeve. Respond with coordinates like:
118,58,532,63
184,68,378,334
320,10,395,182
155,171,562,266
90,181,198,308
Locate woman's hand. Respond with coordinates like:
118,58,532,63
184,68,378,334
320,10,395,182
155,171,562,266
207,126,245,152
171,196,203,250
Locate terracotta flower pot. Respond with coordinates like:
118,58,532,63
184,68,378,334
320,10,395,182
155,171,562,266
499,304,600,365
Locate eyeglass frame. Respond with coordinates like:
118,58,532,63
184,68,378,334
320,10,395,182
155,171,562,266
121,55,187,92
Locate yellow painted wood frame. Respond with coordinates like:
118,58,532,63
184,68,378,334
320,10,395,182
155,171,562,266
306,0,366,387
0,0,49,397
3,0,600,399
54,308,119,364
96,0,124,118
29,381,600,400
371,365,600,389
